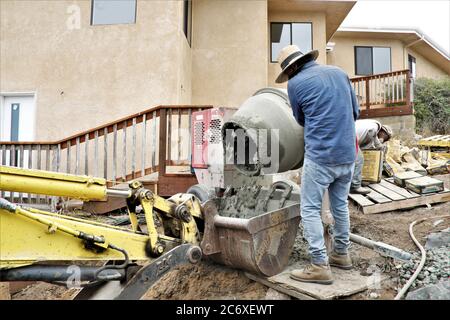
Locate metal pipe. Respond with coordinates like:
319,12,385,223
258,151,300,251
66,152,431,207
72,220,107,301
350,233,412,262
106,189,132,198
0,265,125,282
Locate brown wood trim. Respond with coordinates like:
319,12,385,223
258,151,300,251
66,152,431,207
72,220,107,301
0,142,58,146
350,69,409,82
158,108,167,175
359,105,413,118
367,100,407,106
162,173,196,178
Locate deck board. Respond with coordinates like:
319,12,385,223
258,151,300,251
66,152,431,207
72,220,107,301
378,179,420,198
366,190,391,204
368,184,406,201
349,178,450,214
348,193,375,207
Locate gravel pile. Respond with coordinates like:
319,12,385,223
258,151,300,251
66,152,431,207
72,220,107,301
396,245,450,290
289,225,310,263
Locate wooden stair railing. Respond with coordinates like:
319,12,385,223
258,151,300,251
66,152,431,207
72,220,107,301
0,105,212,204
350,69,413,118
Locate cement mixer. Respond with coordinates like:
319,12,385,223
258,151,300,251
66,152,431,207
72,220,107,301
223,88,304,176
190,87,305,276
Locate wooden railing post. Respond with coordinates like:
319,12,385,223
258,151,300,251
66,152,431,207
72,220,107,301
365,78,370,112
406,71,412,114
158,108,167,176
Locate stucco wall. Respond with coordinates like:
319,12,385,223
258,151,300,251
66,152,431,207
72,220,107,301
406,48,448,79
329,35,448,79
327,36,405,78
268,11,327,88
191,0,268,108
372,115,416,142
0,0,190,141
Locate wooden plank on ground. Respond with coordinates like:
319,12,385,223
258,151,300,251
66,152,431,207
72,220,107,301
366,190,392,204
348,193,375,207
246,263,385,300
379,179,420,198
245,273,314,300
368,184,406,201
361,190,450,214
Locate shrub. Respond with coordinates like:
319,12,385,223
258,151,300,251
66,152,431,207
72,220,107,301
413,77,450,135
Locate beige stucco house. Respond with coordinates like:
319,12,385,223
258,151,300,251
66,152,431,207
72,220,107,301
1,0,449,143
328,27,450,79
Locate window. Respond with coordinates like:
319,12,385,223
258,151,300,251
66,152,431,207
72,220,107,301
91,0,136,25
408,54,416,78
270,22,312,63
355,46,391,75
183,0,192,46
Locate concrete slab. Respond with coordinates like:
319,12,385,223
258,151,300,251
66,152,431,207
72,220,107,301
247,262,388,300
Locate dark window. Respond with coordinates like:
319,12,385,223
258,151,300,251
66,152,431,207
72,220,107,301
91,0,136,25
183,0,192,46
408,54,416,78
355,46,391,75
270,22,312,63
355,47,372,75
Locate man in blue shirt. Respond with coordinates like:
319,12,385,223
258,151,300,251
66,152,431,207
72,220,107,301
276,45,360,285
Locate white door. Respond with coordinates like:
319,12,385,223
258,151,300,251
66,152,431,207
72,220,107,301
1,95,36,168
1,95,36,142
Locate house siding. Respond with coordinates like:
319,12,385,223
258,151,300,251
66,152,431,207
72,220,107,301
328,35,449,79
327,36,405,77
191,0,268,108
406,48,448,79
0,0,189,141
268,10,327,88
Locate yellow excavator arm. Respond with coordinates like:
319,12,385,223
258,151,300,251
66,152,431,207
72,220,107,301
0,165,203,298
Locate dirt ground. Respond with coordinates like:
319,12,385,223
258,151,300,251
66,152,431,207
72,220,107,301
4,174,449,300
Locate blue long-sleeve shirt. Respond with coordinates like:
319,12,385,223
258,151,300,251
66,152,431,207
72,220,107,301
287,61,360,166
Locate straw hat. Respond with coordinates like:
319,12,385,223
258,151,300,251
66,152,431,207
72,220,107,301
275,45,319,83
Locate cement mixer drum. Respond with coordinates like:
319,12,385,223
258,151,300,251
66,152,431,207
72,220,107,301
222,87,305,176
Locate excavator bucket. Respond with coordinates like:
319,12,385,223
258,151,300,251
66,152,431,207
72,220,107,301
200,182,301,277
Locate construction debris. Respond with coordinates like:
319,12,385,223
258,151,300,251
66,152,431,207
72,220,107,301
406,280,450,300
417,135,450,160
384,138,450,177
397,246,449,292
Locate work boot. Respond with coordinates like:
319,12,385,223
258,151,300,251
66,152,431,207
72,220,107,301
290,263,333,285
329,251,353,270
350,186,371,195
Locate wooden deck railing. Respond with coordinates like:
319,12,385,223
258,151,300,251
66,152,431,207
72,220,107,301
0,105,212,204
350,69,413,118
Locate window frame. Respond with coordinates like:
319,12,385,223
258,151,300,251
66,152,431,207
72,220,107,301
270,22,313,63
183,0,192,47
408,54,416,78
354,46,392,76
90,0,138,26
